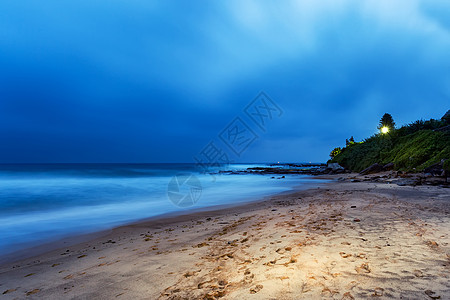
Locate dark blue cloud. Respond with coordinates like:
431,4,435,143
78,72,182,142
0,0,449,163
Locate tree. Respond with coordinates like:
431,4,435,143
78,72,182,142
378,113,395,133
345,136,355,147
330,147,342,159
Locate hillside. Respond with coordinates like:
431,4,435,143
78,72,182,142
330,111,450,173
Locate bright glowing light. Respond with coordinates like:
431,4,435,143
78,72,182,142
381,126,389,134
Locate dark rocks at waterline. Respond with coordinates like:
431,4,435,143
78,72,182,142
217,163,348,176
219,167,326,176
269,163,327,168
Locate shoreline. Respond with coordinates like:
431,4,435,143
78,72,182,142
0,176,331,266
0,175,449,299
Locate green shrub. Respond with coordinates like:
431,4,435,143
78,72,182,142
329,147,342,159
395,119,446,137
331,130,450,172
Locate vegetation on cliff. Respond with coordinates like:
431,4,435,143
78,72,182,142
330,111,450,172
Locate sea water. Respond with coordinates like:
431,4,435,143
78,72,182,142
0,163,319,259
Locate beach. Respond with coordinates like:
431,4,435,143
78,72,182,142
0,175,449,299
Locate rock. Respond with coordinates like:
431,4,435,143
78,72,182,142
424,160,446,177
326,163,345,174
327,163,344,171
383,162,394,171
423,177,446,186
359,163,384,175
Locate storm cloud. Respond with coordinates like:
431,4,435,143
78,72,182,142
0,0,449,162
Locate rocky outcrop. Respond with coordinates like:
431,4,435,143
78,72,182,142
325,163,346,174
359,163,384,175
218,164,329,176
342,171,449,187
424,160,447,177
383,162,394,171
217,163,350,176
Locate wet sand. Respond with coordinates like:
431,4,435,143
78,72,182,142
0,175,449,299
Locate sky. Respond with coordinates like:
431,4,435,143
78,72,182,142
0,0,449,163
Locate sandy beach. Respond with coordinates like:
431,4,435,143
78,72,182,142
0,175,449,299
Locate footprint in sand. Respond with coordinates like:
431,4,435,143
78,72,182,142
340,252,352,258
26,289,40,296
372,287,384,297
249,284,263,294
342,291,355,299
425,290,441,299
2,289,17,295
426,240,439,249
276,248,285,254
355,263,370,274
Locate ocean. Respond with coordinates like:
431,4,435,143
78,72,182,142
0,163,320,259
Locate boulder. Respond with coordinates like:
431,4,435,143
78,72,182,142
327,163,344,171
359,163,384,175
383,162,394,171
326,163,345,174
424,160,446,177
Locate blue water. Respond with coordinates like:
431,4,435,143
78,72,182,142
0,163,318,258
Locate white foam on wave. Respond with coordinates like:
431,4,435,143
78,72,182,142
0,165,316,257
